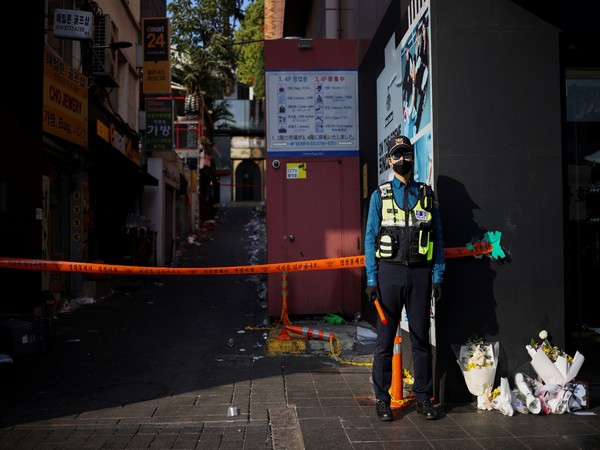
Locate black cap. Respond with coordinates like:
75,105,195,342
387,136,414,156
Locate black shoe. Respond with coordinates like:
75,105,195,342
416,399,437,420
376,400,393,421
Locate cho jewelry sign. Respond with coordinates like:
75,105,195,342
42,45,88,147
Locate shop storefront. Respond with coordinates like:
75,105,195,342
87,102,158,269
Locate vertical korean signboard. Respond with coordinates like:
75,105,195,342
142,17,171,94
145,98,173,151
43,45,88,147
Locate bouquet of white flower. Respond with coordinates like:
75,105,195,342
526,330,584,386
453,335,499,397
520,330,587,414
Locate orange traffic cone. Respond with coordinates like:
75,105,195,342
276,326,292,341
285,325,335,342
390,326,405,409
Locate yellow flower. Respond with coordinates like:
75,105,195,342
530,330,572,363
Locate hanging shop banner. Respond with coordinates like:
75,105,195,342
145,98,173,151
95,119,140,166
376,1,433,187
42,45,88,147
266,70,359,157
53,9,94,40
142,17,171,94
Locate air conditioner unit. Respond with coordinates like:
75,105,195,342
91,15,117,82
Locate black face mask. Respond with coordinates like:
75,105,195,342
393,160,413,176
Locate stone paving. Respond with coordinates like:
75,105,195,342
0,204,599,449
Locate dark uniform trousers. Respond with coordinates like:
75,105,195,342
372,262,432,403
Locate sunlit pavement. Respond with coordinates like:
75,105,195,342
0,204,598,449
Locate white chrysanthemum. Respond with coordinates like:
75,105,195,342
539,330,548,340
470,347,487,366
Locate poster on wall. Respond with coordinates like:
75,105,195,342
266,70,359,157
376,0,436,344
376,2,433,188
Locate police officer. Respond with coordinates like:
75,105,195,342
364,136,445,421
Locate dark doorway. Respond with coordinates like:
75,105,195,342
235,160,261,201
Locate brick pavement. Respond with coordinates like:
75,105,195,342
0,204,599,449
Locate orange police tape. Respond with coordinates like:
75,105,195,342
0,243,493,276
0,256,365,276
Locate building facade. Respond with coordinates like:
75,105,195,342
266,0,600,403
0,0,189,315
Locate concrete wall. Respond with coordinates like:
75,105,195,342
432,0,563,404
360,0,564,403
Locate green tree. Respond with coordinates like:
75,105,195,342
234,0,265,98
168,0,244,105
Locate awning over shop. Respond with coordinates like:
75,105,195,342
90,139,158,186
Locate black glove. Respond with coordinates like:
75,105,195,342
365,285,381,305
432,283,442,302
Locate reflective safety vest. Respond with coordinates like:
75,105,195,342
375,181,434,264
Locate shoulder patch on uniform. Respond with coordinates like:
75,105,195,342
378,182,393,198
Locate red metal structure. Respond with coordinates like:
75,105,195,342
265,39,362,317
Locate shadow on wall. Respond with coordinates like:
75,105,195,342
435,175,501,404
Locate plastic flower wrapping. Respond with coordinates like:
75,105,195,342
519,329,586,413
477,329,588,415
453,335,499,399
477,377,514,416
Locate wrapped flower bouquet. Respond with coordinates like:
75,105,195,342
514,330,587,414
453,335,499,398
459,330,588,416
